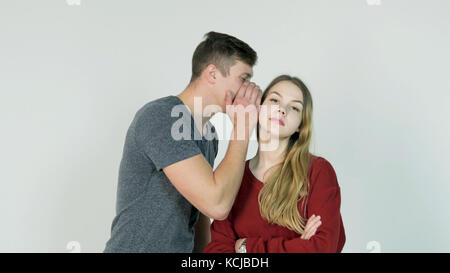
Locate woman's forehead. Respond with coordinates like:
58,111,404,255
268,81,303,101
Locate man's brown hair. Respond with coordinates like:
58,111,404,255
190,31,257,83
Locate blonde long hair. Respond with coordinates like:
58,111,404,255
256,75,313,234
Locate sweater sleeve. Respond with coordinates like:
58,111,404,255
203,215,238,253
245,160,344,253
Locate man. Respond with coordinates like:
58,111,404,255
104,31,262,253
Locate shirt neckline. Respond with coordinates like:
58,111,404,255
245,160,265,187
170,95,215,142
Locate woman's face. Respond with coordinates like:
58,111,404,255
259,80,304,139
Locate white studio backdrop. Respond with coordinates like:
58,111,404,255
0,0,449,253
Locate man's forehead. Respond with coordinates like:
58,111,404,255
232,60,253,76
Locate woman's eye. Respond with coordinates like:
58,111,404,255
270,98,279,103
292,106,300,112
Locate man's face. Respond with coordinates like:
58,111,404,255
215,60,253,108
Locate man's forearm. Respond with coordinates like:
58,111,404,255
213,127,250,216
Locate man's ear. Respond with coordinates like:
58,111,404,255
202,64,217,85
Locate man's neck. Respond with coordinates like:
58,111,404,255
176,83,216,137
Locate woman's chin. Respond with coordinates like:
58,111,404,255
258,128,282,141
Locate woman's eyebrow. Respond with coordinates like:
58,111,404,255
271,91,282,97
270,91,304,106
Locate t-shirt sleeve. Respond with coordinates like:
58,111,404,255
134,103,202,171
212,126,219,159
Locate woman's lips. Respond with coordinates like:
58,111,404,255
269,118,285,126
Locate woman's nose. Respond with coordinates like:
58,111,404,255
278,107,286,116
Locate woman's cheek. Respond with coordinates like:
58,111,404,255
258,104,268,123
288,115,302,133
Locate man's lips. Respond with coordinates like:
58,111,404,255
269,118,285,126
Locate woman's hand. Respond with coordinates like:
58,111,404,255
233,215,321,252
300,214,322,240
235,238,247,253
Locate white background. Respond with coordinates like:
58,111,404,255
1,0,449,252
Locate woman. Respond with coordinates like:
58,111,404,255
203,75,346,253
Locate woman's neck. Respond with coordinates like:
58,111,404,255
251,136,290,171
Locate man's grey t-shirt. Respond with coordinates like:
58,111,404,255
104,95,218,253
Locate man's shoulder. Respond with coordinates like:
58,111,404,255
133,95,187,126
137,95,181,115
128,96,185,141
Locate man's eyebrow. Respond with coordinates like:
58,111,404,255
270,91,304,106
242,72,252,79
